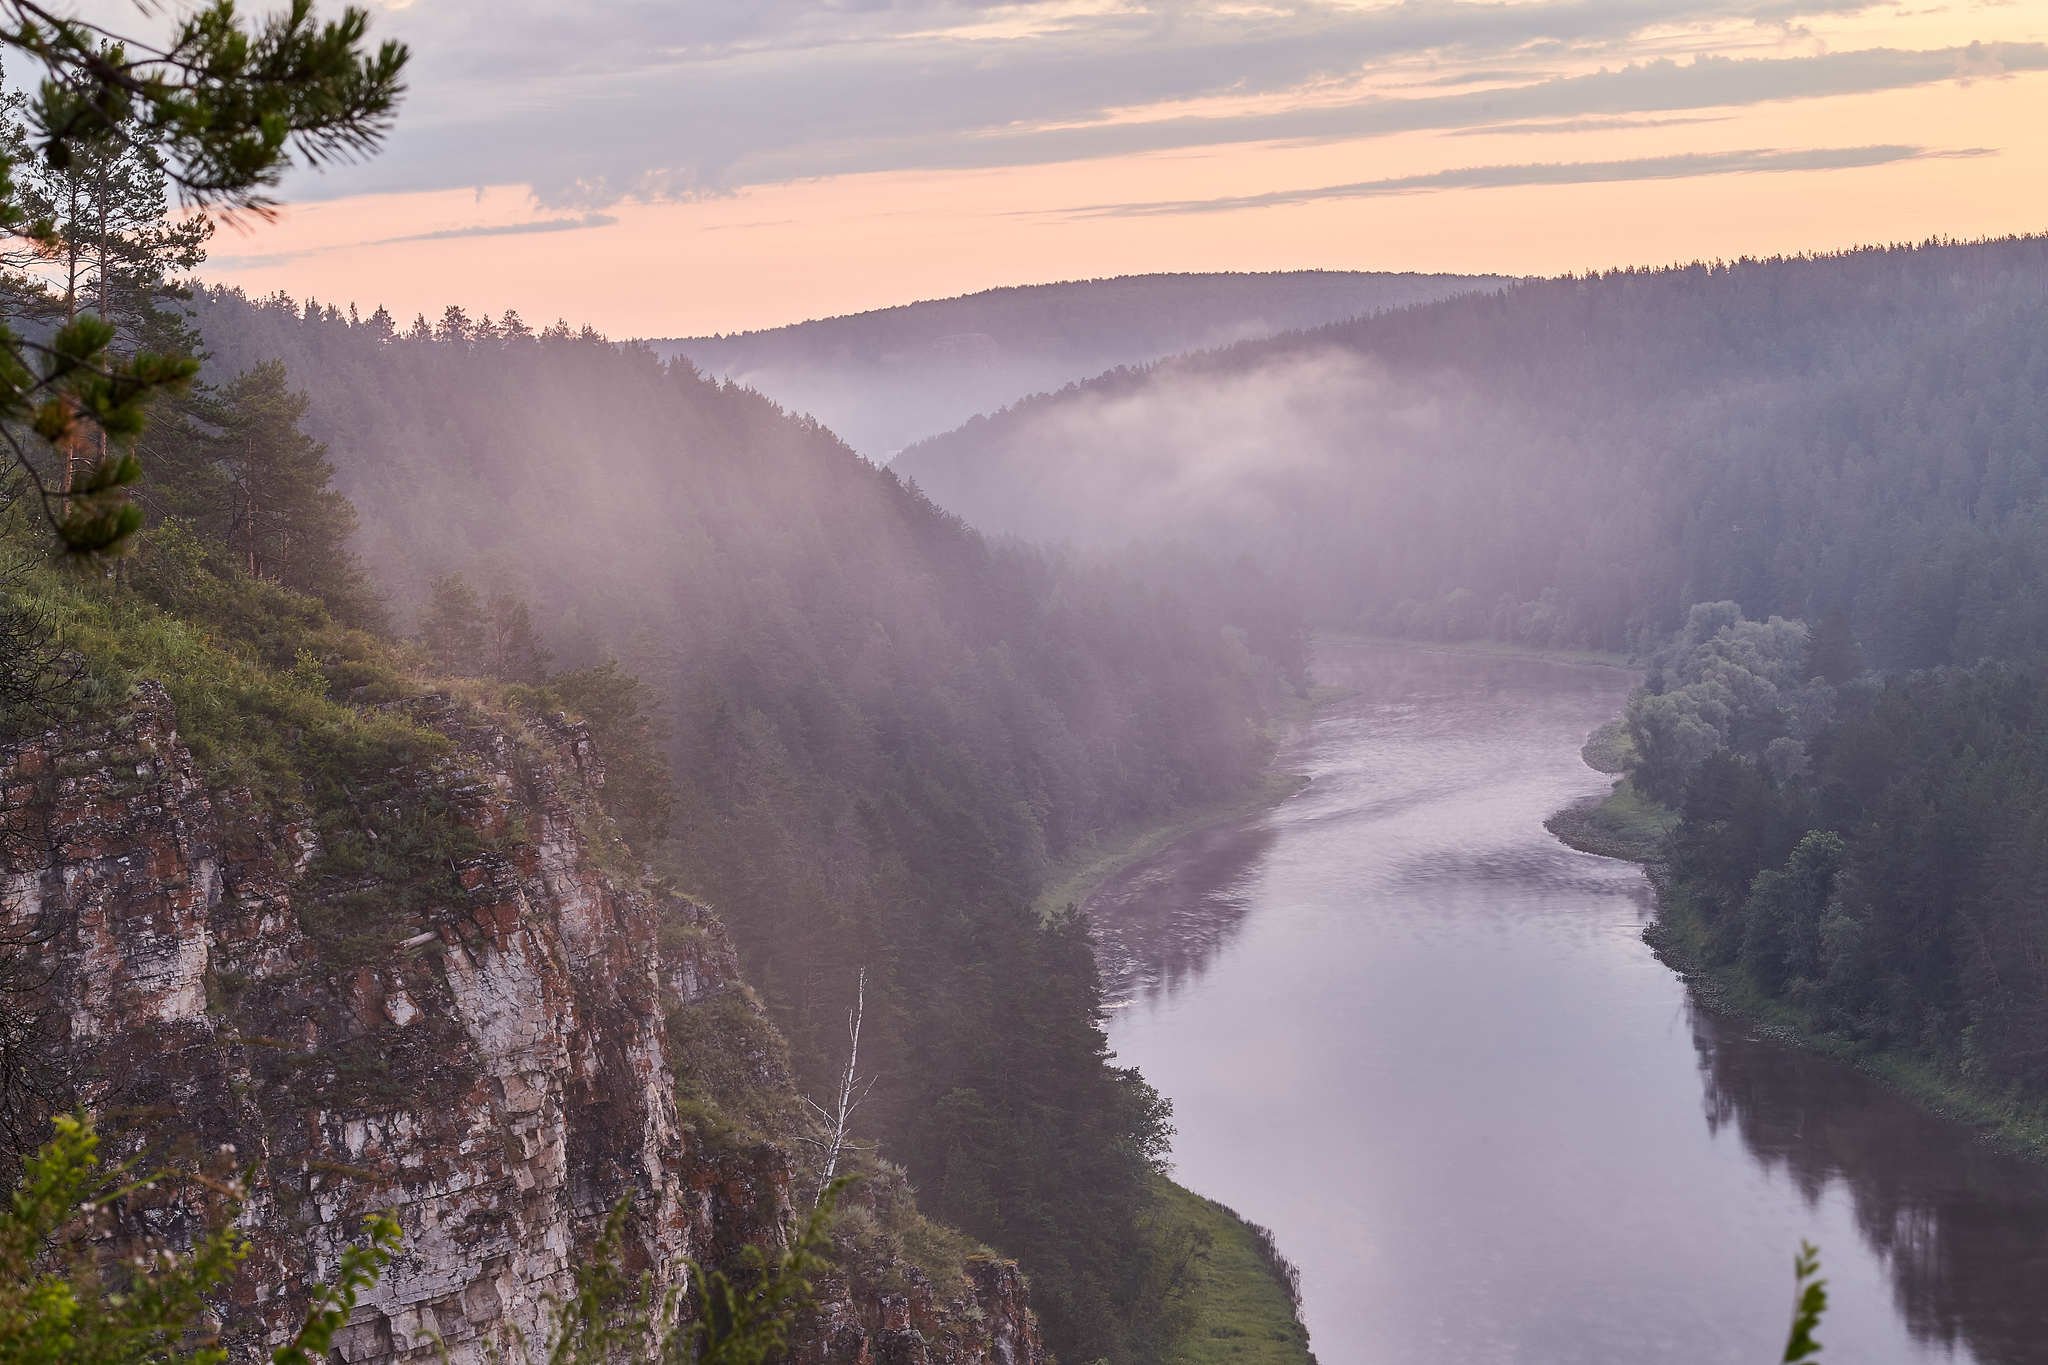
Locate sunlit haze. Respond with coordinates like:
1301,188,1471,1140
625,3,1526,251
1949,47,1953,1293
198,0,2048,335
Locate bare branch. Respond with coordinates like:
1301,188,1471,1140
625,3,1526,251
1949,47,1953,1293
802,966,868,1208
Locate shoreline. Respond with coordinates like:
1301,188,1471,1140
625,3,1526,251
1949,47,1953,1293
1040,637,1637,925
1548,718,2048,1163
1033,765,1310,922
1033,679,1333,922
1040,690,1333,1365
1046,757,1322,1365
1320,631,1638,672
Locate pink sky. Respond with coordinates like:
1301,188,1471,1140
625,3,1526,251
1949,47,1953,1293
201,0,2048,337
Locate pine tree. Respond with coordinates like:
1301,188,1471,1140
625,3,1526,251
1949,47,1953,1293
214,363,364,599
422,573,488,675
485,591,553,684
1806,608,1862,685
0,4,409,556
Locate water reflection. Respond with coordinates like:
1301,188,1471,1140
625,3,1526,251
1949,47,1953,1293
1091,819,1275,1005
1692,1008,2048,1365
1089,640,2048,1364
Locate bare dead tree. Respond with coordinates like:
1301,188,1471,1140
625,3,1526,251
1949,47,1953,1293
797,967,874,1208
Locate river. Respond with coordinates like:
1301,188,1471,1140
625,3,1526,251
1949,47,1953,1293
1088,640,2048,1365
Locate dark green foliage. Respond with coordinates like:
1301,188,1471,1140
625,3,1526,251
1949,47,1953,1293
0,0,406,556
0,1113,399,1365
421,578,554,684
663,989,801,1146
901,237,2048,670
1738,831,1844,998
902,910,1181,1357
420,571,486,674
543,659,673,850
144,362,380,624
486,591,553,684
0,552,79,737
1804,611,1861,688
187,286,1303,1361
1782,1242,1828,1363
540,1182,846,1365
9,4,407,209
1653,660,2048,1096
9,70,212,347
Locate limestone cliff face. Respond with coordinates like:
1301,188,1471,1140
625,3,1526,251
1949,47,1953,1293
0,685,1041,1365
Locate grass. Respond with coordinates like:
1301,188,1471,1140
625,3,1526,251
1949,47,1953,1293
0,520,596,980
1149,1177,1317,1365
1548,715,2048,1162
663,986,806,1147
1647,884,2048,1162
4,520,441,809
1544,777,1676,863
1579,717,1635,774
1032,765,1306,922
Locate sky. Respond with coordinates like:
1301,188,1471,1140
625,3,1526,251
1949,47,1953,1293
187,0,2048,337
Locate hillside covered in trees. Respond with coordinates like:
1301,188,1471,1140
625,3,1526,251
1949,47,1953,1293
897,237,2048,670
653,270,1499,458
1593,602,2048,1129
181,286,1309,1360
895,237,2048,1145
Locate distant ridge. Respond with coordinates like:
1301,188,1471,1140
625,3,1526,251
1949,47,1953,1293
646,270,1505,458
891,235,2048,664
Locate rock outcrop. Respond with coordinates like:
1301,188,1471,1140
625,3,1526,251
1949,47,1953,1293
0,685,1041,1364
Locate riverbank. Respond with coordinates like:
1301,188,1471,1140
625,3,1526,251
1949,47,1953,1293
1543,778,1674,863
1033,766,1308,922
1033,678,1335,922
1041,637,1636,924
1648,887,2048,1160
1549,720,2048,1162
1149,1177,1319,1365
1037,696,1325,1364
1043,771,1322,1365
1321,631,1638,670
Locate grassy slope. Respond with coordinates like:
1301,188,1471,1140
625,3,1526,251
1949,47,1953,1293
1032,703,1321,1364
1032,681,1332,922
1548,714,2048,1161
3,517,1013,1301
1150,1177,1317,1365
1544,779,1676,864
1032,765,1307,922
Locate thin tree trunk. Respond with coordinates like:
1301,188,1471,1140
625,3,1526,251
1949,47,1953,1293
801,967,870,1207
58,175,80,495
90,156,109,470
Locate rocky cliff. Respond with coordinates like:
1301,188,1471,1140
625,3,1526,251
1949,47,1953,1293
0,684,1041,1364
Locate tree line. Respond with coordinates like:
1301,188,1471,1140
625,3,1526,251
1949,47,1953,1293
1628,603,2048,1099
903,237,2048,1135
900,236,2048,670
182,282,1309,1359
0,45,1311,1353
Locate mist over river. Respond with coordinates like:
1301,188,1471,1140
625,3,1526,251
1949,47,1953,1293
1089,640,2048,1365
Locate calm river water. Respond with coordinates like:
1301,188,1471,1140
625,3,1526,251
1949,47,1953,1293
1090,640,2048,1365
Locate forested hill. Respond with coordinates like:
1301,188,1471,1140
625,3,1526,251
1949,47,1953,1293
650,270,1501,458
895,236,2048,670
185,286,1307,1362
